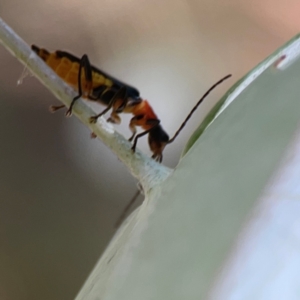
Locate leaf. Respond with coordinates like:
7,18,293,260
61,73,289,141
182,33,300,157
76,34,300,300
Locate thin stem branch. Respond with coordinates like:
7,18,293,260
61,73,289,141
0,18,171,190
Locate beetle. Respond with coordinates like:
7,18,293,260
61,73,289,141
31,45,231,162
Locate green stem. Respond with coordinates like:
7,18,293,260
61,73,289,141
0,17,171,190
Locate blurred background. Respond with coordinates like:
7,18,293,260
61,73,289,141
0,0,299,299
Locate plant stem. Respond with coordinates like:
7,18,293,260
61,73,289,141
0,18,171,190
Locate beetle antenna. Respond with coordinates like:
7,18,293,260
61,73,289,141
167,74,232,144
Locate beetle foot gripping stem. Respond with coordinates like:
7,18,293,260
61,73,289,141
49,104,65,113
65,108,73,117
89,116,98,124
